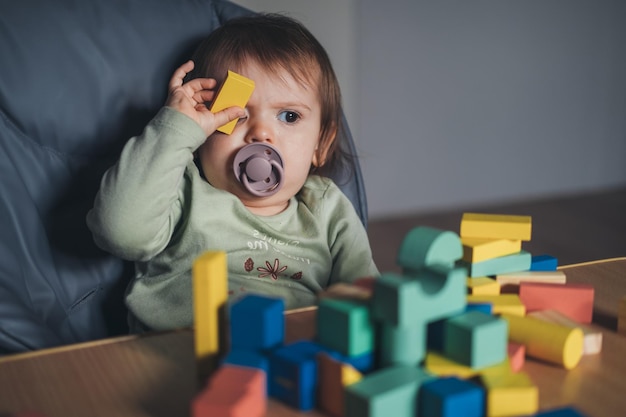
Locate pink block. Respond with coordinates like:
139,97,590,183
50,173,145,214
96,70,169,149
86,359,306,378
519,282,594,323
508,342,525,372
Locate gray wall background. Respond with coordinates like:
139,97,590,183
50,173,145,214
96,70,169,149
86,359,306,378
237,1,626,219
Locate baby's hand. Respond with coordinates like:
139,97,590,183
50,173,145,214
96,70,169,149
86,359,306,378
165,60,245,136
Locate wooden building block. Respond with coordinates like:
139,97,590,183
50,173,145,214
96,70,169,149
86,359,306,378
462,251,532,278
530,254,558,271
345,365,434,417
502,313,584,369
534,406,589,416
420,376,485,417
528,310,602,355
424,351,479,379
443,311,508,369
519,282,594,323
618,296,626,336
460,213,532,241
316,298,374,357
317,353,362,417
466,294,526,316
461,237,522,263
317,282,373,302
379,321,427,367
193,251,229,380
230,294,284,351
210,70,255,134
397,226,462,272
507,342,525,372
479,366,538,417
192,364,266,417
467,277,501,295
465,302,493,315
496,270,566,286
223,349,270,374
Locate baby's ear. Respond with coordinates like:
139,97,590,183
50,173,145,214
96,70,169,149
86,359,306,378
312,128,337,167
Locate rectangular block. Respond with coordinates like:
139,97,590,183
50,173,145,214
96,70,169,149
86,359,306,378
268,342,319,411
507,342,525,372
193,251,229,380
317,353,362,417
467,277,500,295
461,237,522,263
466,294,526,316
209,70,255,134
317,298,374,357
528,310,602,355
424,351,479,379
230,294,284,351
519,282,594,323
479,366,538,417
460,213,532,241
420,377,485,417
345,366,434,417
530,254,558,271
495,270,566,286
462,251,532,278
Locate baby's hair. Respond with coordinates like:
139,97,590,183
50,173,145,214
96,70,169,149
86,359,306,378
188,13,354,178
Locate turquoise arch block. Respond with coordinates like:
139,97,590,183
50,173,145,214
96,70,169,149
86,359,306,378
397,226,463,272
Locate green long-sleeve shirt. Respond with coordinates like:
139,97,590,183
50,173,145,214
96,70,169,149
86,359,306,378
87,107,378,330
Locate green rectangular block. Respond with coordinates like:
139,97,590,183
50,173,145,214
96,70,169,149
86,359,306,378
345,365,434,417
316,298,374,357
461,251,531,277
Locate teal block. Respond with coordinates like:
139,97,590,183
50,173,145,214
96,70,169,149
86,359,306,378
372,266,467,327
461,250,531,277
316,298,374,357
379,321,427,367
443,311,508,369
397,226,462,272
345,365,434,417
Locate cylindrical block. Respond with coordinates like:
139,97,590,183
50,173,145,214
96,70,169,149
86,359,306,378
502,313,583,370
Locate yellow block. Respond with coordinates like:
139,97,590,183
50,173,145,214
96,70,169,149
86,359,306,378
424,351,479,379
193,251,229,379
618,296,626,336
502,313,584,369
341,363,363,386
210,70,255,134
467,276,501,295
460,213,532,241
467,294,526,316
461,237,522,263
480,365,538,417
495,270,566,286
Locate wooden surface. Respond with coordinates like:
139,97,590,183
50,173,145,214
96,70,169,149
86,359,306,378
1,259,625,417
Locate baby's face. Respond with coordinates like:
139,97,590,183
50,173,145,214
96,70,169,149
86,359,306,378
198,62,323,216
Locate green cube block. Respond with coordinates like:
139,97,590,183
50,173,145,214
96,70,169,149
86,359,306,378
444,311,508,369
316,298,374,357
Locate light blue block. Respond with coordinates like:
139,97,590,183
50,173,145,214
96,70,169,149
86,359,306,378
530,254,558,271
372,266,467,327
420,377,485,417
397,226,462,272
345,365,435,417
443,311,508,369
380,321,427,367
461,251,532,277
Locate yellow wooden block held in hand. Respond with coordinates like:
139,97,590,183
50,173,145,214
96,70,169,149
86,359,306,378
461,213,532,241
210,70,255,134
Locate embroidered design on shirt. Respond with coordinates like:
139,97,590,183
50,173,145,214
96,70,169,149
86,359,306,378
257,258,288,280
291,272,303,280
244,258,254,272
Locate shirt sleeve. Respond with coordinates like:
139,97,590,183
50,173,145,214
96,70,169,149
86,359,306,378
86,107,207,261
321,180,380,284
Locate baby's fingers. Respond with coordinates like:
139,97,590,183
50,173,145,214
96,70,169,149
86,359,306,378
168,60,195,91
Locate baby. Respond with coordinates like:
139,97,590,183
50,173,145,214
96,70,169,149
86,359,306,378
87,14,378,332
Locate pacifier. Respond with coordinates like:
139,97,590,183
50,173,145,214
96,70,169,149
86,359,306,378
233,143,284,197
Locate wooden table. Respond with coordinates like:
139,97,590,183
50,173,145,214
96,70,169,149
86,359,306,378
1,258,625,417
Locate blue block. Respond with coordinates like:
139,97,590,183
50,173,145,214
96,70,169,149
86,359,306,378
534,406,588,416
230,294,284,351
291,339,374,373
530,254,558,271
420,377,484,417
223,349,270,373
465,302,493,315
268,341,318,411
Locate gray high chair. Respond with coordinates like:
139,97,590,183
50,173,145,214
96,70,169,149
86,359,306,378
0,0,368,353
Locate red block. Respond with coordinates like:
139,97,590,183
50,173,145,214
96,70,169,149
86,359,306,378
193,365,266,417
519,282,594,323
508,342,525,372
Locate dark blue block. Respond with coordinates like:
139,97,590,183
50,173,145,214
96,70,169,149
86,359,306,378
268,341,318,411
230,294,284,351
530,254,558,271
535,406,588,416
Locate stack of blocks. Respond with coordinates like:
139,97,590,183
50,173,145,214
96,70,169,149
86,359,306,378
191,214,597,417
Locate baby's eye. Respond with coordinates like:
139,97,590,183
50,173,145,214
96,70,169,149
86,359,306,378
277,111,301,124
